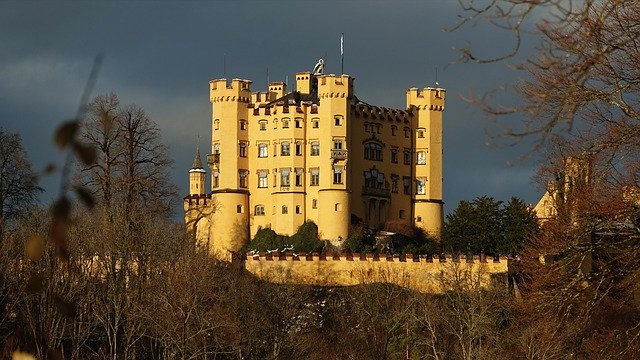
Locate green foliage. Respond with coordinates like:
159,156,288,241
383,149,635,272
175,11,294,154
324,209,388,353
383,220,441,255
500,197,539,255
245,221,324,253
289,221,324,253
343,224,376,253
443,196,538,256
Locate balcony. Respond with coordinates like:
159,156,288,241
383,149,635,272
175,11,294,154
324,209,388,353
331,149,348,160
207,154,220,166
362,186,391,198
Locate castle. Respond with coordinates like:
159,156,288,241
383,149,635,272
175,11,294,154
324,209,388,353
184,67,445,259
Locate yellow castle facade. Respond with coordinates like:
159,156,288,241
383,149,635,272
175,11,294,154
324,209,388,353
184,68,445,260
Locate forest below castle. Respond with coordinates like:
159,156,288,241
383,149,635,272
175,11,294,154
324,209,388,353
3,0,640,358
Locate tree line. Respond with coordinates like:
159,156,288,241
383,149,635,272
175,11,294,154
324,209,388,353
4,0,640,356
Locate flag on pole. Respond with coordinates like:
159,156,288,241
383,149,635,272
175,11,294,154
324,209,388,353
340,33,344,74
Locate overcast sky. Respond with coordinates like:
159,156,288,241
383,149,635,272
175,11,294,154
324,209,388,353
0,0,545,218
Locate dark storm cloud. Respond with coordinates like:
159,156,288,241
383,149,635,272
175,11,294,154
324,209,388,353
0,0,542,215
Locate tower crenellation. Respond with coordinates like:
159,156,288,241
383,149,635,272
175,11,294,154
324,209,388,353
188,66,446,260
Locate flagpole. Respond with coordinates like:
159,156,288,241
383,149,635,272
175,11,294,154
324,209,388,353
340,33,344,74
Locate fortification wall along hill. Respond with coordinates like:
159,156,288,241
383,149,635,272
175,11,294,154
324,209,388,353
244,252,510,293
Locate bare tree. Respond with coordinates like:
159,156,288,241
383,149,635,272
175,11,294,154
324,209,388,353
80,93,177,219
454,1,640,155
0,128,40,238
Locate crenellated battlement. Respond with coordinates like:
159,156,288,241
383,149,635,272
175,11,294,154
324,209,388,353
183,193,213,206
244,251,510,293
246,251,509,263
317,74,353,98
406,87,445,111
210,78,252,103
352,104,412,123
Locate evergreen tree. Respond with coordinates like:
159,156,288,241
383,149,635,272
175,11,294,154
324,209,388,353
500,197,538,255
443,196,536,256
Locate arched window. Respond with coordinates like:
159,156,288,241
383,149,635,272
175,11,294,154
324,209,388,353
364,141,383,161
295,141,302,156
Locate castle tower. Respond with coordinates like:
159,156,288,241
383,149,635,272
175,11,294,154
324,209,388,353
208,78,252,259
189,146,206,196
184,146,213,249
315,74,353,244
406,86,445,239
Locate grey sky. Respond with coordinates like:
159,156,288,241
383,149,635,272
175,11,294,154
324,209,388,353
0,0,544,217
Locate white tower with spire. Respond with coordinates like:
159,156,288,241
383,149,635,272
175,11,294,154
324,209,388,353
189,146,206,196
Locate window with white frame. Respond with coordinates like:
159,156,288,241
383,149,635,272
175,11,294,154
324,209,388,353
310,168,319,186
258,170,268,188
258,143,268,158
310,141,320,156
255,205,265,216
280,168,290,186
295,168,303,186
416,178,426,195
213,170,219,188
281,141,290,156
333,166,343,184
239,170,248,188
417,151,426,165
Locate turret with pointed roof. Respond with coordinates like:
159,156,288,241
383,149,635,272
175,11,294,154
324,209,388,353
190,146,205,172
189,146,206,195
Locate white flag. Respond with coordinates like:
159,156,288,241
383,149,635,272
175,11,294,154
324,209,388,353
341,33,344,55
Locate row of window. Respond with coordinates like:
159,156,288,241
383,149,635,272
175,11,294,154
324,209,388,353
213,169,427,195
364,142,427,165
211,167,343,189
254,200,344,216
221,140,339,158
214,116,345,131
253,204,416,221
222,141,426,164
364,123,426,138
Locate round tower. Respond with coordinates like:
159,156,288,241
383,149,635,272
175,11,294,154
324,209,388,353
208,78,252,260
406,86,445,239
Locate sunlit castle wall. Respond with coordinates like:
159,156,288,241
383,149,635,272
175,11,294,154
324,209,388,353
184,69,446,260
244,252,510,293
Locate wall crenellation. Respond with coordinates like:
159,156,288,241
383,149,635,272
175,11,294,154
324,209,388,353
246,251,510,264
244,250,512,293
